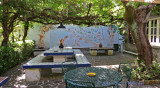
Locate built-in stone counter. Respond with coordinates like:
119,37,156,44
23,49,91,81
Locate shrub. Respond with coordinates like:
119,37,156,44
0,46,20,75
131,59,160,81
18,43,35,61
0,40,35,75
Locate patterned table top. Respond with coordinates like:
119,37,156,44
64,67,122,87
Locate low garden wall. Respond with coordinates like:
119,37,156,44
123,43,160,62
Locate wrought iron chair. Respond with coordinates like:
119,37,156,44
118,63,132,88
65,79,95,88
62,61,78,75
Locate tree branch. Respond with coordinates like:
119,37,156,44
87,3,92,16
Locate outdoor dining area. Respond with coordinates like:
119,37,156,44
63,63,132,88
1,0,160,88
22,47,132,88
42,48,132,88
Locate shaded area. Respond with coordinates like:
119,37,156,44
1,49,160,88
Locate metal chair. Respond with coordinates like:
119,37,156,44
62,61,78,75
65,79,95,88
118,63,132,88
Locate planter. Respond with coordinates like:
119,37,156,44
144,80,160,85
99,43,102,48
131,80,160,85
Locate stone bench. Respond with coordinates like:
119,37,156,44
89,47,114,56
0,77,8,88
74,49,91,67
23,49,91,82
33,49,46,56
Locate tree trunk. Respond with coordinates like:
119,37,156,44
134,4,155,66
1,27,10,46
22,21,29,43
123,2,155,66
1,3,19,46
1,35,9,46
136,22,153,66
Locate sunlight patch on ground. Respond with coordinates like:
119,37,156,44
16,74,25,81
14,84,27,88
92,64,119,69
14,74,27,87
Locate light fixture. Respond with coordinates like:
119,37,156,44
57,22,65,28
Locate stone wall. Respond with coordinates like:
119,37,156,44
152,46,160,62
123,43,137,53
123,43,160,62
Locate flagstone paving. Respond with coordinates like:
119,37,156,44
1,49,160,88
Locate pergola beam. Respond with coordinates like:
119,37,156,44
121,0,160,4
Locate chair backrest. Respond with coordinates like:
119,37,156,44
118,63,132,81
65,79,95,88
62,61,78,75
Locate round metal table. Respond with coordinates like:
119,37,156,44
64,67,122,87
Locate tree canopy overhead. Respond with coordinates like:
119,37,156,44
1,0,160,67
0,0,125,45
0,0,124,26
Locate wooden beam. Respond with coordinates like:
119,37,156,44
121,0,160,4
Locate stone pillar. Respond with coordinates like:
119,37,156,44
89,50,97,55
53,56,66,62
51,68,62,73
107,50,113,55
25,69,41,81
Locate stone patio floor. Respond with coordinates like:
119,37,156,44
2,49,160,88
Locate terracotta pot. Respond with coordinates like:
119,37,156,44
99,43,102,48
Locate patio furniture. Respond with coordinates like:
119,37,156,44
118,63,132,88
65,79,95,88
62,61,78,75
0,77,8,88
64,67,122,87
33,48,46,56
89,47,114,56
23,49,91,82
44,48,74,62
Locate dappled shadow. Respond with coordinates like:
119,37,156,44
2,49,160,88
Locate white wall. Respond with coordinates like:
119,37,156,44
28,24,123,48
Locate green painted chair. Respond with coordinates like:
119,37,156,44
62,61,78,75
65,79,95,88
118,63,132,88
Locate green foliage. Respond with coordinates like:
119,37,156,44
0,41,35,75
18,42,35,60
0,0,125,46
131,59,160,81
117,21,126,35
152,5,160,15
0,46,20,75
0,0,124,25
124,5,134,25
